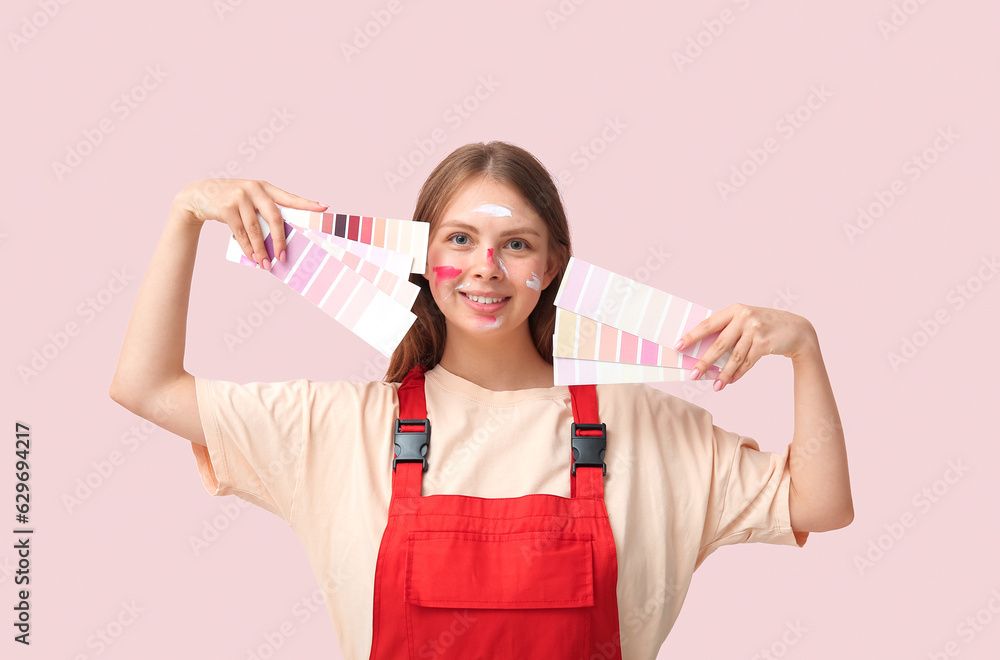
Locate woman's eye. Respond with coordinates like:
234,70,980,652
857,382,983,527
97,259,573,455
507,239,527,250
449,234,470,246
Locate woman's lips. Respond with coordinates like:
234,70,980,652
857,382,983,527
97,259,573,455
459,291,509,313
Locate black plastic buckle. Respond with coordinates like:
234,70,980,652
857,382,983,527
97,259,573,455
393,418,430,472
571,422,607,476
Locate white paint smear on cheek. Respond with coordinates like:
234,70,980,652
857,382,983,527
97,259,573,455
496,256,509,277
526,272,541,290
472,203,512,217
444,282,471,301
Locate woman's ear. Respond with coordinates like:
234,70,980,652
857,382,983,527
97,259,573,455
541,254,562,290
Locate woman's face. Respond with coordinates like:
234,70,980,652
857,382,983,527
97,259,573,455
423,176,558,339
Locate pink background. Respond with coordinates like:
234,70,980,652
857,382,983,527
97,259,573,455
4,0,999,658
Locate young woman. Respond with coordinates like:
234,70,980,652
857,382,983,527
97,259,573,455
110,141,852,659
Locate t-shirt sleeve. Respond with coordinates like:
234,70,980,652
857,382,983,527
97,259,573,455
189,376,309,522
696,422,809,568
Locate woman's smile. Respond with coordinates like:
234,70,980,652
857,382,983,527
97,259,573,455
458,291,510,313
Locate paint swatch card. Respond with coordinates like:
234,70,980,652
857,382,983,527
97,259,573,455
295,229,419,309
552,256,732,385
275,205,428,274
553,308,722,373
225,216,417,357
301,229,413,279
553,357,717,387
554,256,731,370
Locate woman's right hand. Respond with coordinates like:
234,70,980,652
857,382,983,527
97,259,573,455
172,178,328,271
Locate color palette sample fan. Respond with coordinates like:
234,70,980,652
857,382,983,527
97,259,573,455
224,205,428,358
552,256,731,385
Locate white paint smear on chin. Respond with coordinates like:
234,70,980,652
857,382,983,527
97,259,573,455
472,203,512,217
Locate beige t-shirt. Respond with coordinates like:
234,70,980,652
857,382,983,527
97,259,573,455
190,364,808,660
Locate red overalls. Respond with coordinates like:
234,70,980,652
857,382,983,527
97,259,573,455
369,365,623,660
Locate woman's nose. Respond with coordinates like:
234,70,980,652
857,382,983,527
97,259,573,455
471,246,502,277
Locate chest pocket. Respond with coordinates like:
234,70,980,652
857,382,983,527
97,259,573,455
404,530,595,660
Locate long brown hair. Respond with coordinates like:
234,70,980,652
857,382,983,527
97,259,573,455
384,141,572,383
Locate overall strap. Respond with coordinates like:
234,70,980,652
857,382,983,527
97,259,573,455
569,384,607,500
391,364,429,498
390,366,608,501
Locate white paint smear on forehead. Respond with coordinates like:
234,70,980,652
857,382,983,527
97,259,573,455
471,202,513,217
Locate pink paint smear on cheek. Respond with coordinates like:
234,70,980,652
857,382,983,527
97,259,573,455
432,265,462,287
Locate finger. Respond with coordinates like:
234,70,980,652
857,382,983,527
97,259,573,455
681,307,738,379
674,305,736,353
228,209,256,266
252,187,288,264
728,340,764,386
239,194,271,271
714,331,754,390
690,320,741,380
259,180,328,210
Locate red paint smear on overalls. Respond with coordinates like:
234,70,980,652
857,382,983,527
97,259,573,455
432,265,462,287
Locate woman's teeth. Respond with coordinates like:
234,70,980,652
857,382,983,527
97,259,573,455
465,294,505,304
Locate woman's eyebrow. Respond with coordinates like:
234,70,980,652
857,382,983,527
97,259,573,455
439,220,541,238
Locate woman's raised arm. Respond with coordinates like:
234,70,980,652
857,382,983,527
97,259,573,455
108,179,327,446
676,304,853,533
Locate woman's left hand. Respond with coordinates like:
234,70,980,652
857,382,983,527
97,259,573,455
674,304,818,391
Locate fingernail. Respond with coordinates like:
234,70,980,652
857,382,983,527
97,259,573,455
688,367,700,380
673,339,684,350
262,257,271,271
279,249,286,263
713,379,723,391
317,201,329,208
